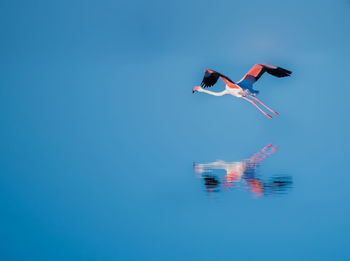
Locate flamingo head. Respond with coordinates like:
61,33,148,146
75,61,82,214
192,86,201,93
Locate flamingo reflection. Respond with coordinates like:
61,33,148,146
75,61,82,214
194,144,292,197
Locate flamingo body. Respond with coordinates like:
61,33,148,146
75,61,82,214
193,64,292,119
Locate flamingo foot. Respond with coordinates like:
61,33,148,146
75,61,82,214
266,114,272,119
272,111,279,116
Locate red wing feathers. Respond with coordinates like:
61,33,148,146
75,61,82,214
243,64,292,84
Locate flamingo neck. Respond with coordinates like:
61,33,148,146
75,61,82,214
200,89,227,96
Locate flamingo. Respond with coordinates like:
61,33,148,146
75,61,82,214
192,64,292,119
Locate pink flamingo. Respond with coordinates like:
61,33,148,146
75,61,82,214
192,64,292,119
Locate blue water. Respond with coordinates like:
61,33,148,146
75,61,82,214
1,0,350,260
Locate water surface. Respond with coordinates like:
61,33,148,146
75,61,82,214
1,0,350,260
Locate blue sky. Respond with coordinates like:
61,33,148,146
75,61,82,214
1,0,350,260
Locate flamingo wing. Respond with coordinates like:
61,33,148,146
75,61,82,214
242,64,292,84
200,69,236,88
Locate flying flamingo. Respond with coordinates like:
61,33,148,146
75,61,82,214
192,64,292,119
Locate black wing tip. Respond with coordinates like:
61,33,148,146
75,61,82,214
269,67,292,77
201,72,219,88
278,67,292,76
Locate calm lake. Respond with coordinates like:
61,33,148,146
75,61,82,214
1,0,350,260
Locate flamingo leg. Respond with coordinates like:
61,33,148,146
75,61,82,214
242,97,272,119
249,96,279,116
